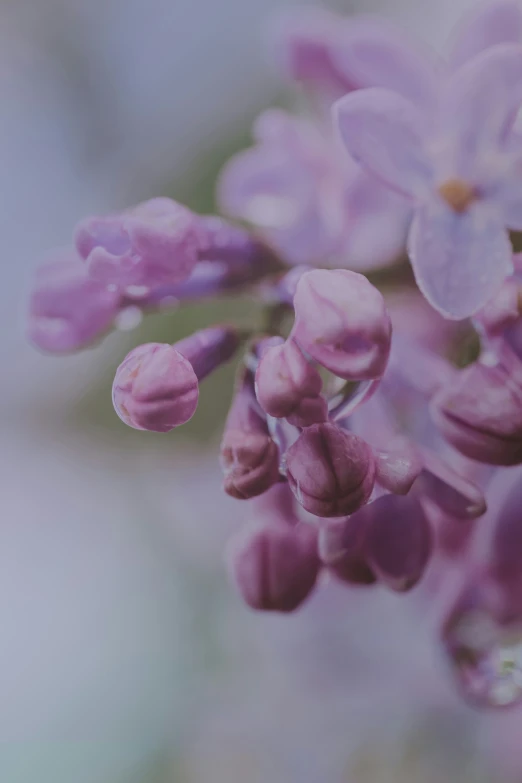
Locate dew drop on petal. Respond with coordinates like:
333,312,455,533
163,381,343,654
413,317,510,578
115,306,143,331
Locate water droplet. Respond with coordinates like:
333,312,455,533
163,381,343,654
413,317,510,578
444,600,522,708
115,306,143,331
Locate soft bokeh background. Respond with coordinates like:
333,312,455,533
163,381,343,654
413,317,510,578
2,0,520,781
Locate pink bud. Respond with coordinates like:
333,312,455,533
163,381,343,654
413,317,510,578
28,252,121,353
226,521,320,612
292,269,391,380
112,343,199,432
319,516,375,585
255,338,327,427
221,376,281,500
364,494,433,592
285,423,376,517
374,438,423,495
431,361,522,466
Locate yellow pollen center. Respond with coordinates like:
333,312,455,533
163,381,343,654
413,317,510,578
438,179,477,213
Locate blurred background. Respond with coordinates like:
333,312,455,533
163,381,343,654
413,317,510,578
2,0,520,781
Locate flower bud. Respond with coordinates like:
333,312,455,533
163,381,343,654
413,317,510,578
364,494,432,592
112,343,199,432
285,423,376,517
255,338,327,427
292,269,391,380
112,326,239,433
318,516,375,585
75,197,201,289
221,375,281,500
28,252,121,353
431,362,522,466
226,521,320,612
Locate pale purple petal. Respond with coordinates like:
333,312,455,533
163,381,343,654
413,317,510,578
449,0,522,70
441,44,522,179
218,145,343,266
339,169,411,270
408,197,513,319
331,16,442,112
496,177,522,229
334,88,432,199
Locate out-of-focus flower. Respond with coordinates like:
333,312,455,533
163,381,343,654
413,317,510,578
28,250,121,353
335,45,522,318
218,109,410,270
75,197,202,289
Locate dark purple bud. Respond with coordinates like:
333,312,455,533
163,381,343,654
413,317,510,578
364,494,433,592
226,521,320,612
221,375,280,500
285,423,376,518
28,252,121,353
319,515,375,585
292,269,391,380
255,338,327,427
431,361,522,466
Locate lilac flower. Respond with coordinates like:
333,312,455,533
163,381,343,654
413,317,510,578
75,197,202,290
319,494,432,592
255,337,327,428
112,326,239,432
335,44,522,319
226,486,320,613
291,268,392,380
449,0,522,70
220,369,281,500
28,250,121,353
285,423,376,518
274,8,441,112
218,109,410,271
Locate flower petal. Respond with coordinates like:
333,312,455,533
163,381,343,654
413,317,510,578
334,88,432,199
449,0,522,69
331,16,442,112
441,44,522,179
496,177,522,229
408,197,513,319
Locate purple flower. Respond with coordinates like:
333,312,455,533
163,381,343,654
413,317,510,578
255,337,327,428
318,512,376,585
285,423,376,518
291,269,391,380
226,487,320,612
431,356,522,466
75,197,202,290
220,370,281,500
28,250,121,353
112,326,239,432
449,0,522,69
335,45,522,319
274,9,441,112
218,109,409,271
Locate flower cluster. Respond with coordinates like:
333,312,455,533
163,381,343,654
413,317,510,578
27,0,522,709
